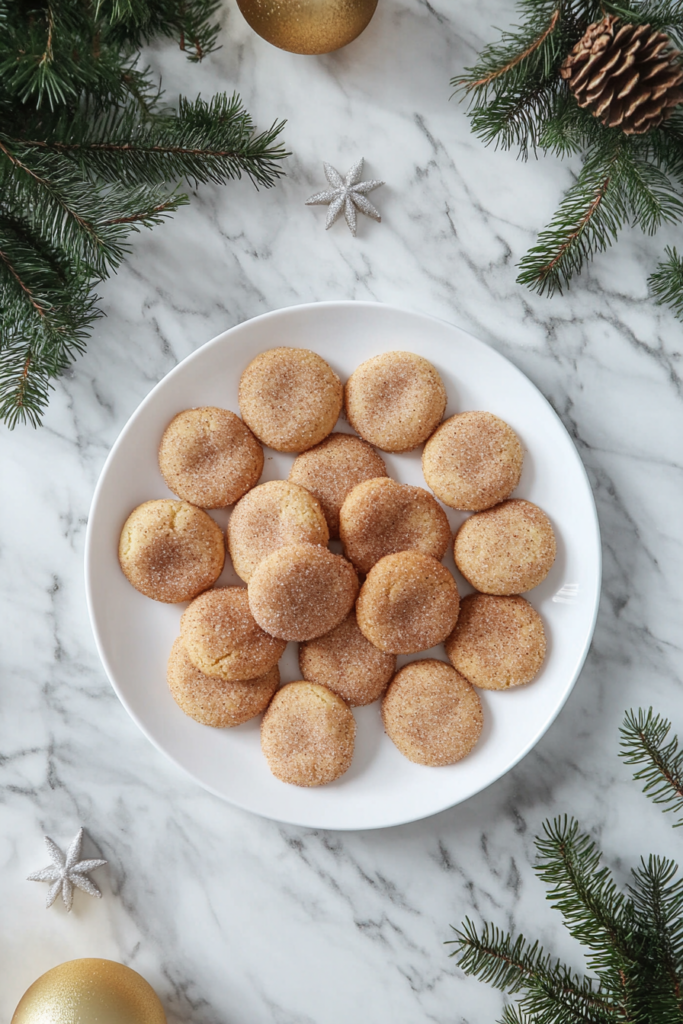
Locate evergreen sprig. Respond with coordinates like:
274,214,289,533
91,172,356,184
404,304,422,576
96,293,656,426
448,710,683,1023
620,707,683,825
0,2,288,428
453,0,683,314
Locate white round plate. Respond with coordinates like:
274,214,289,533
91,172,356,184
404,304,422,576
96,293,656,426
85,301,601,830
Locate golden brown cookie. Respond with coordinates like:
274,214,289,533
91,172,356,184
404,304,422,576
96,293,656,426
344,351,447,452
339,477,451,573
158,407,263,509
118,499,224,603
167,637,279,727
239,347,343,452
422,411,523,511
227,480,329,582
453,498,556,595
299,610,396,706
180,587,286,681
382,659,483,766
356,551,460,654
445,594,546,690
289,432,387,539
261,681,356,786
248,543,359,642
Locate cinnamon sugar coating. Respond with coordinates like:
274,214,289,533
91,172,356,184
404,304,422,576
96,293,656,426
180,587,286,681
227,480,329,582
289,432,387,539
422,411,523,511
299,610,396,706
445,594,546,690
453,499,556,595
118,499,224,603
382,659,483,766
339,477,451,573
356,551,460,654
261,681,356,786
158,407,263,509
248,543,359,642
167,637,279,727
239,347,343,452
344,351,447,452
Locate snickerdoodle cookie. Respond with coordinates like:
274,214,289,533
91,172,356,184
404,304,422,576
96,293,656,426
227,480,329,582
299,610,396,706
167,637,279,727
382,659,483,766
158,407,263,509
344,352,447,452
261,681,356,787
180,587,286,681
248,543,359,642
422,411,523,511
118,499,224,603
453,498,556,595
239,348,343,452
356,551,459,654
445,594,546,690
289,432,387,539
339,477,451,574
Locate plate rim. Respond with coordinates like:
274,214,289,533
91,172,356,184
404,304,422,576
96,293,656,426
84,300,602,831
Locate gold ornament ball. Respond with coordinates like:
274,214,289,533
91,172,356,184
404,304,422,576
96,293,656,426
12,958,167,1024
236,0,378,54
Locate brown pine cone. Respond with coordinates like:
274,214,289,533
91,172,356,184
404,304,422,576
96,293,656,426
560,14,683,134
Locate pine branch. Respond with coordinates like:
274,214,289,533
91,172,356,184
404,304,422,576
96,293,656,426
468,80,561,156
649,247,683,318
8,94,288,190
517,145,626,294
104,0,223,60
0,271,100,429
450,919,617,1022
620,709,683,825
452,0,683,301
0,2,222,111
629,854,683,1017
461,8,562,93
0,2,288,427
534,817,641,980
448,714,683,1024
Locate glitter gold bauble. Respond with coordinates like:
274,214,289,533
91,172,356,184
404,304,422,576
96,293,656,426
12,958,166,1024
236,0,378,54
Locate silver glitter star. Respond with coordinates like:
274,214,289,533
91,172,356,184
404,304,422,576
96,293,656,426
305,158,384,236
28,828,107,911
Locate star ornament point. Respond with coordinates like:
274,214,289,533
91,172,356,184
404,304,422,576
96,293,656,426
306,158,384,236
28,827,107,911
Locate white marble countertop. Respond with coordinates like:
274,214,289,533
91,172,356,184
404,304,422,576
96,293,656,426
2,0,683,1019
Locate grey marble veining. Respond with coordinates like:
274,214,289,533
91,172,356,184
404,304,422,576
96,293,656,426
2,0,683,1018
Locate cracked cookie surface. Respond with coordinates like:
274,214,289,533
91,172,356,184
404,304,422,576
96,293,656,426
181,587,286,681
118,499,224,603
167,637,279,727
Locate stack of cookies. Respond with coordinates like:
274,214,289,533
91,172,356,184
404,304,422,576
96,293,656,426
118,347,555,788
